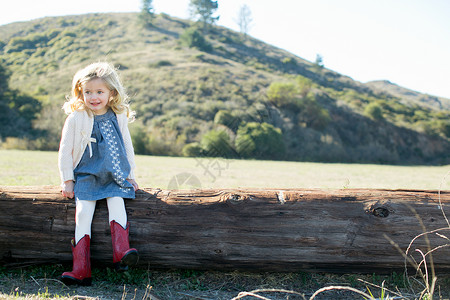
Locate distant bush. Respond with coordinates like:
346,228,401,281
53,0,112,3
149,60,173,68
416,119,450,138
298,99,331,131
364,102,384,121
182,142,203,157
282,57,296,66
235,122,285,159
5,29,61,53
214,110,241,132
180,27,212,52
0,91,41,138
130,123,149,155
267,80,330,130
0,137,32,150
438,120,450,138
266,82,298,107
282,57,298,72
200,129,235,158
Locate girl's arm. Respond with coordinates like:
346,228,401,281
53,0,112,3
61,180,74,198
126,178,139,191
119,114,137,179
119,114,140,191
58,114,76,193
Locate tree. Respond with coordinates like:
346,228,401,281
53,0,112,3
139,0,155,27
214,110,241,132
0,62,41,138
314,54,324,71
235,4,253,38
182,142,203,157
235,122,285,159
180,27,212,52
189,0,219,33
201,129,236,158
266,80,330,131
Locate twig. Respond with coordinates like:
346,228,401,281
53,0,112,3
309,285,372,300
405,228,450,256
232,288,307,300
435,232,450,241
357,278,406,299
30,275,40,287
416,243,450,270
176,292,214,300
232,292,272,300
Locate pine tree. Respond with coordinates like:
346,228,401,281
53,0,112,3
189,0,219,33
139,0,155,27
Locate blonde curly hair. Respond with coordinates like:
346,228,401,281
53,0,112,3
63,62,135,121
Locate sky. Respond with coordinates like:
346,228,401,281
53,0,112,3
1,0,449,99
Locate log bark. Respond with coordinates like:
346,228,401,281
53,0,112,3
0,186,449,273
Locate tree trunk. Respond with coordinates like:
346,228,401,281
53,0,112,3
1,186,449,273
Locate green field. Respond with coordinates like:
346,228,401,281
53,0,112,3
0,149,448,190
1,149,450,298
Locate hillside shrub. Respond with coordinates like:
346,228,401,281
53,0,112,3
364,102,384,121
180,27,212,52
417,120,450,138
149,60,173,68
235,122,285,159
267,82,299,108
0,92,41,138
438,120,450,138
182,142,203,157
296,76,313,98
214,110,241,132
130,123,149,155
200,129,235,158
298,99,331,131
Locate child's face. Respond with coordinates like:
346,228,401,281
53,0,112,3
82,78,111,115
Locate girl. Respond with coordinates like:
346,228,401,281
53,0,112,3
58,62,139,286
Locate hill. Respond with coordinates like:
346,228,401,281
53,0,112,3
0,12,449,164
366,80,450,110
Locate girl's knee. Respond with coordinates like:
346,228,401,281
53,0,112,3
75,200,96,223
106,197,127,226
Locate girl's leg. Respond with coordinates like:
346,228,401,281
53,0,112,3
62,198,95,286
75,199,97,244
106,196,127,227
107,196,138,271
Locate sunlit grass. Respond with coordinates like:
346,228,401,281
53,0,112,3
1,149,448,190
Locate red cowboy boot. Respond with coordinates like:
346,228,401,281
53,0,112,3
61,235,92,286
110,220,139,271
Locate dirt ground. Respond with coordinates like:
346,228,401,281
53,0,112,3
1,263,450,300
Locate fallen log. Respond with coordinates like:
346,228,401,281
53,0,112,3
0,186,449,273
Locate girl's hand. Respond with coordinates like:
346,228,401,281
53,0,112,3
127,179,139,191
62,180,74,198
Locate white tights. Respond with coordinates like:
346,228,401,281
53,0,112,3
75,197,127,244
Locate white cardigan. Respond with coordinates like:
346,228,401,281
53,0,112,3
58,110,136,184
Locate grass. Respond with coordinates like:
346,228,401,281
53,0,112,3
1,265,449,299
1,149,449,190
0,149,449,299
